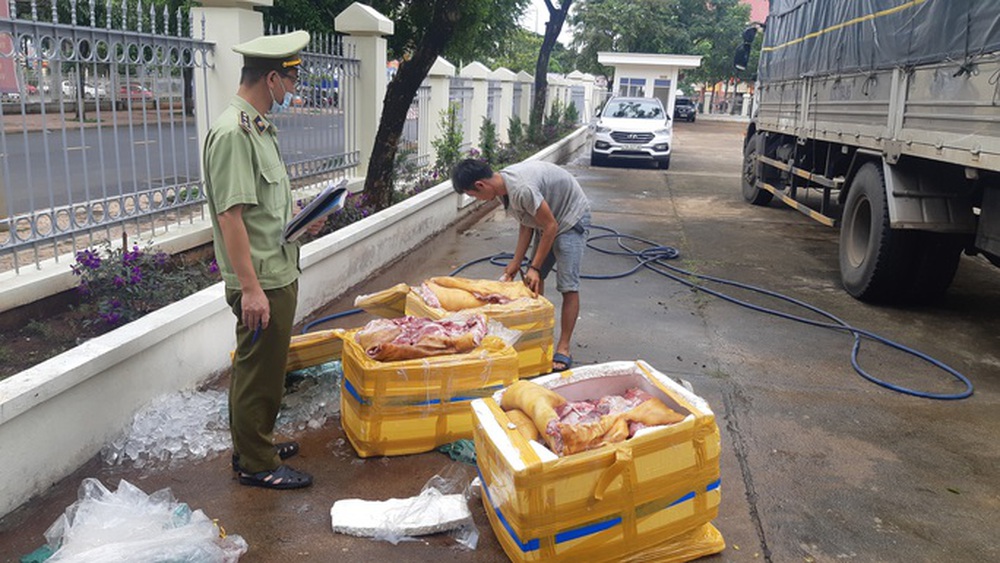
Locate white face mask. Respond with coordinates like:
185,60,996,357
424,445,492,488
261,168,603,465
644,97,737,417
269,76,293,114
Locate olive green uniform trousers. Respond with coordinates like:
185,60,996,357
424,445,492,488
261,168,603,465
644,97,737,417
226,281,297,473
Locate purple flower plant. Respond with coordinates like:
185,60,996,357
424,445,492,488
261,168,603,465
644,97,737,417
122,244,142,264
74,249,101,270
100,310,122,325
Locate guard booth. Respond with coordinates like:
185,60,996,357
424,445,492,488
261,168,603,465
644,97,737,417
596,52,702,118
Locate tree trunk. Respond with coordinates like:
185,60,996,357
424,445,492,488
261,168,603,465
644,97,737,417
529,0,572,141
183,67,194,117
363,0,462,211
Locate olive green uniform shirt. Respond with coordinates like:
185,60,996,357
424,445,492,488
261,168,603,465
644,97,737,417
204,96,300,290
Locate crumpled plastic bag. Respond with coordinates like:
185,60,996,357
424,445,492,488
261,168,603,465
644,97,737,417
330,463,479,550
432,312,521,349
43,478,247,562
437,439,477,465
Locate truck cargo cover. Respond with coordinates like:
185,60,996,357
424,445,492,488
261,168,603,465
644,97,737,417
760,0,1000,82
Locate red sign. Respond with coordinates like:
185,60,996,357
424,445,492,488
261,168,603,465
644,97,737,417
0,3,19,94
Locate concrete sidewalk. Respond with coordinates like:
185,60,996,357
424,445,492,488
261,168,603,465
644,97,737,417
1,105,192,134
1,120,997,562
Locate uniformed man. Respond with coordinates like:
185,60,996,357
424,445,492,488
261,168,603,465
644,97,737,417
204,30,323,489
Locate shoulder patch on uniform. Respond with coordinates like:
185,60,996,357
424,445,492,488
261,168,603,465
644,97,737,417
253,115,268,134
239,111,252,133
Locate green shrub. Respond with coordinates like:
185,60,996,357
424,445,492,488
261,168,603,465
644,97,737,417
24,319,55,339
563,101,579,128
72,234,219,328
542,99,564,144
507,115,524,147
432,102,463,174
479,117,498,165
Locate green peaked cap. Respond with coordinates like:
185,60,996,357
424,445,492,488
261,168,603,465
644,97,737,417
233,30,310,68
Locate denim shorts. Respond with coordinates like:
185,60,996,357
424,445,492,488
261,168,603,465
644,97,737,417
532,210,590,293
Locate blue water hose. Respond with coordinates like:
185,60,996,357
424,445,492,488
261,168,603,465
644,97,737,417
301,224,974,400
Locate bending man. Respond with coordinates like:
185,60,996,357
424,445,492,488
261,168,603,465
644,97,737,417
451,159,591,372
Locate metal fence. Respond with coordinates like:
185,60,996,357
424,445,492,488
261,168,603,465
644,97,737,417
264,25,358,186
571,85,585,123
486,79,500,127
0,0,212,273
399,82,429,169
448,76,472,152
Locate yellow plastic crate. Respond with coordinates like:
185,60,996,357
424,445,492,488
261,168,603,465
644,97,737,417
340,331,519,458
229,329,344,373
405,290,554,379
286,329,343,372
471,361,725,562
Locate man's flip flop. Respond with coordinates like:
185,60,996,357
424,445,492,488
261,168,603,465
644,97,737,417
238,464,313,490
552,353,573,372
232,441,300,472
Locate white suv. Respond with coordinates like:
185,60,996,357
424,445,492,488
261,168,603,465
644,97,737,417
590,96,672,169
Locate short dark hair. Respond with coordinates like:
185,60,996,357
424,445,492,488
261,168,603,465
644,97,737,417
240,62,295,86
451,159,493,194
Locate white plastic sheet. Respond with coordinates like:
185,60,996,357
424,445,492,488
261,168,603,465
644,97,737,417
330,463,479,549
44,478,247,562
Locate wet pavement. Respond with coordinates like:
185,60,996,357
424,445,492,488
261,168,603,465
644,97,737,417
2,120,999,562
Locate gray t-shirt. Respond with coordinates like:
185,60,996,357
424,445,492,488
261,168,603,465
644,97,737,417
500,161,590,234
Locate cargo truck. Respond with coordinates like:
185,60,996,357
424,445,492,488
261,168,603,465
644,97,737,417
734,0,1000,303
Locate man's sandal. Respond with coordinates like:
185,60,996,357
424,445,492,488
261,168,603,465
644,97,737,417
552,352,573,373
238,464,313,490
231,441,300,472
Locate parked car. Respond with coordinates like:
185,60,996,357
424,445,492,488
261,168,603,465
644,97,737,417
83,83,108,99
590,96,673,169
673,96,696,122
61,80,77,97
118,83,153,101
3,84,39,102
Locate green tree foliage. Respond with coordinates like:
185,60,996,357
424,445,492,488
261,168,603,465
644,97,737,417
570,0,751,87
264,0,528,66
264,0,528,210
488,28,575,74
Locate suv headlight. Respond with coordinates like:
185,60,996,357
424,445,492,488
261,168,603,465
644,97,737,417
654,127,672,136
595,124,611,134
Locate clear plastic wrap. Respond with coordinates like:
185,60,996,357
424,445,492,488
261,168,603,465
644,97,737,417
354,279,555,378
340,324,519,457
43,478,247,562
444,312,523,348
330,463,479,550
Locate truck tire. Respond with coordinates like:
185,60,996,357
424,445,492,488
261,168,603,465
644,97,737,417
742,134,774,205
904,232,963,302
839,162,920,302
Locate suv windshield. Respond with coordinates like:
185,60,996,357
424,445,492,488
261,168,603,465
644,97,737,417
676,98,693,106
603,100,663,119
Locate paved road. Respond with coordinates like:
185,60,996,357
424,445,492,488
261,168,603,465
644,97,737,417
1,120,998,562
0,110,349,214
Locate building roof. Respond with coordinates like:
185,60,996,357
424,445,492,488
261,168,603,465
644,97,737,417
597,52,702,69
